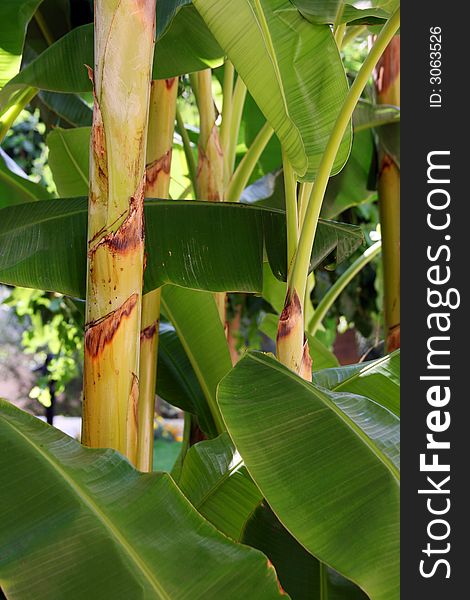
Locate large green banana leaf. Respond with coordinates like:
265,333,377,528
160,286,232,436
38,90,93,128
244,504,369,600
177,433,368,599
47,127,89,196
0,0,43,88
312,350,400,416
0,149,52,207
0,6,223,116
218,351,399,600
0,198,363,297
0,399,284,600
291,0,399,26
178,433,263,540
156,322,215,434
193,0,352,181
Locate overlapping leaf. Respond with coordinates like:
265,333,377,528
0,7,224,116
0,399,284,600
0,198,363,297
0,149,52,207
218,351,399,600
291,0,399,26
194,0,352,181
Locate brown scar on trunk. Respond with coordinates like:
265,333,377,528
277,290,302,342
140,320,158,341
91,178,145,255
387,323,400,353
379,154,397,175
165,77,177,90
85,293,139,358
146,150,172,188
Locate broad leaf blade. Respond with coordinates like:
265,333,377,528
218,351,399,600
0,198,363,297
0,149,52,206
244,504,369,600
0,399,284,600
47,127,89,196
194,0,352,180
291,0,399,26
160,286,232,436
178,433,263,540
312,351,400,416
0,8,224,114
0,0,43,88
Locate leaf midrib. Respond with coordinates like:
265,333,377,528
247,353,400,482
1,416,171,600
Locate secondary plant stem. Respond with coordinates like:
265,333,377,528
289,8,400,305
137,78,178,472
227,75,247,176
175,106,197,195
226,121,273,202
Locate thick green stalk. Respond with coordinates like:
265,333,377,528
82,0,156,465
375,36,400,352
196,69,224,202
226,121,273,202
226,75,247,176
175,106,197,195
289,8,400,307
0,87,38,143
195,69,226,324
220,60,234,161
137,78,178,472
308,241,382,337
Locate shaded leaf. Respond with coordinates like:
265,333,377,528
160,286,232,436
179,433,262,540
47,127,89,196
0,399,285,600
0,149,52,207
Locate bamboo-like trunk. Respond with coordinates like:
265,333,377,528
82,0,156,465
375,36,400,352
195,69,226,324
137,77,178,472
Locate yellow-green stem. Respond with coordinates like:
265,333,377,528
82,0,156,465
283,151,299,270
175,105,197,195
137,78,178,472
0,87,38,143
289,8,400,306
308,241,382,337
226,121,273,202
220,60,234,162
226,75,247,176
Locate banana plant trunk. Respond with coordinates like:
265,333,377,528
375,36,400,352
137,77,178,472
195,69,226,324
82,0,156,465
